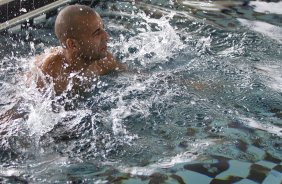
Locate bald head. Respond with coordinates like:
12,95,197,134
55,5,98,43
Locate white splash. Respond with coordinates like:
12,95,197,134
250,1,282,15
114,12,185,65
254,64,282,92
240,117,282,137
102,80,152,143
118,139,218,176
238,19,282,43
180,0,242,11
25,91,92,138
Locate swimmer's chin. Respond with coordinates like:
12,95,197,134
101,55,107,60
99,51,109,60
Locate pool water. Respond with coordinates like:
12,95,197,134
0,0,281,183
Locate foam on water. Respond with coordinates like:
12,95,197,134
250,1,282,15
255,64,282,93
239,117,282,137
180,1,240,11
110,12,185,67
118,138,219,175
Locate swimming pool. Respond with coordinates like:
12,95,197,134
0,0,281,183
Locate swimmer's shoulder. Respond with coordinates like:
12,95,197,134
36,47,65,77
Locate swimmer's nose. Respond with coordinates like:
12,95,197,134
102,29,109,42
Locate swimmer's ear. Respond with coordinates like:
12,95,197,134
65,38,79,50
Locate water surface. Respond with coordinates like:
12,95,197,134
0,1,281,183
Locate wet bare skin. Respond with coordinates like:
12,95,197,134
33,47,126,95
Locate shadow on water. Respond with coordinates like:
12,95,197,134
0,0,282,183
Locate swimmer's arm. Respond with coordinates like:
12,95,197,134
25,70,46,89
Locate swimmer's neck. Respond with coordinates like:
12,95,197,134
61,49,96,72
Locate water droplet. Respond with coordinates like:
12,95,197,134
19,8,27,13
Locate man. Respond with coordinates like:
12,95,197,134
28,4,126,96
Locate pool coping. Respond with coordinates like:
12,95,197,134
0,0,77,32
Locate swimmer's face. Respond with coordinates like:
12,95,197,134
76,13,109,61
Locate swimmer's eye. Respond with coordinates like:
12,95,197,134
92,28,101,37
92,26,106,37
